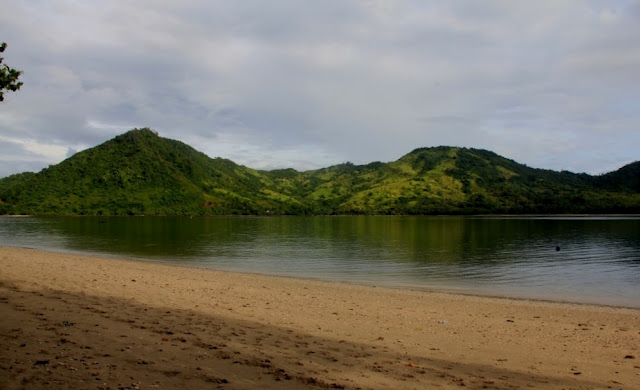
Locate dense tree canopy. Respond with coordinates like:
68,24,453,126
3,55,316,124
0,42,23,102
1,129,639,215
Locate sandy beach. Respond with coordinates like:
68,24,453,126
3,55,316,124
1,246,639,389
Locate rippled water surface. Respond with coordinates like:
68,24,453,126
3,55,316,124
1,216,639,307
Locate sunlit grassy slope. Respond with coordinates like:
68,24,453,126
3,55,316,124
1,128,638,215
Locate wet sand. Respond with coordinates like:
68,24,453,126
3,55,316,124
1,246,639,389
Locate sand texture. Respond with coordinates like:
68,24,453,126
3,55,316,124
1,246,639,389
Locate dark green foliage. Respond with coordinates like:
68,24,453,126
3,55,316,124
1,129,639,215
0,42,23,102
405,146,450,174
595,161,640,193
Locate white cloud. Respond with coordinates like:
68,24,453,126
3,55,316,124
0,135,69,163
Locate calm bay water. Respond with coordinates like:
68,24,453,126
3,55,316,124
1,216,639,307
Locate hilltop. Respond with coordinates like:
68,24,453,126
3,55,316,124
1,128,639,215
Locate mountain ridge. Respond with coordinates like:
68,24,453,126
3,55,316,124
1,128,638,215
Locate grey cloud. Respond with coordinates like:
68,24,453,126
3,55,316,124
0,139,53,177
66,148,78,158
0,161,48,178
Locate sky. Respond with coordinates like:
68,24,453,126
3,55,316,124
1,0,639,178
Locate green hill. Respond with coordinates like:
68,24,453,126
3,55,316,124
1,128,638,215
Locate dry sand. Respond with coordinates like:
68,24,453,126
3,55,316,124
1,246,639,390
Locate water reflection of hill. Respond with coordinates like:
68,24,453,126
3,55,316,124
2,216,639,266
1,216,638,306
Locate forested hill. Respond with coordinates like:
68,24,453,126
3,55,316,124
1,128,639,215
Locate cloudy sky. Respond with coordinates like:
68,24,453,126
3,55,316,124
1,1,639,178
